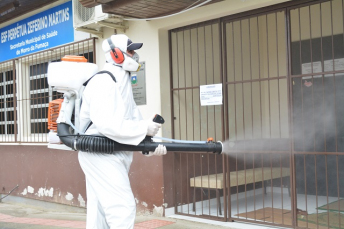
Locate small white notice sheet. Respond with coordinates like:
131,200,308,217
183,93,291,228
200,83,222,106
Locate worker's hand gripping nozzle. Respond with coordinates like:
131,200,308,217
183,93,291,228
142,114,165,155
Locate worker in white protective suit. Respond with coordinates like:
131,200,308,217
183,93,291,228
78,34,167,229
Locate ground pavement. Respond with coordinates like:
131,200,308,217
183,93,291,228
0,201,234,229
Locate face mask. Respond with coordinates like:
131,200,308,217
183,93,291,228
122,53,141,72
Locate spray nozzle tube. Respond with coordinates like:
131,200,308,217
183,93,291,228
57,123,222,154
54,97,222,154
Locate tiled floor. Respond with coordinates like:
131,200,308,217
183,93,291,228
176,190,340,229
171,190,338,229
180,192,339,217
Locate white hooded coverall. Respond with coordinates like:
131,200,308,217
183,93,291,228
78,51,148,228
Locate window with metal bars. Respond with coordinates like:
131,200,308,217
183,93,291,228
29,62,50,134
0,38,96,143
0,70,16,136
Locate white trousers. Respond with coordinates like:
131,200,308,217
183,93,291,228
78,151,136,229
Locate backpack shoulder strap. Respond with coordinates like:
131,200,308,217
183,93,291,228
83,70,117,87
81,70,116,133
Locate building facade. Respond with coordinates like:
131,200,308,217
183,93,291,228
2,0,344,228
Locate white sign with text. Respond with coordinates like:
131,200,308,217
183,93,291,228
200,83,222,106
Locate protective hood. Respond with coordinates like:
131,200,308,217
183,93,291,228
102,34,141,72
102,34,128,54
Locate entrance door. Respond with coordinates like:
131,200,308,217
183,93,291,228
170,20,226,220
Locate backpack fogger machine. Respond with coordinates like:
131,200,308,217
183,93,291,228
47,55,223,155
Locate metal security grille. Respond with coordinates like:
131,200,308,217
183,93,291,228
223,9,292,227
0,37,96,143
170,20,226,221
290,0,344,228
0,66,16,140
170,0,344,228
170,9,292,226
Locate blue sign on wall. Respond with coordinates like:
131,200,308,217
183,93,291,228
0,1,74,63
